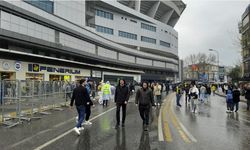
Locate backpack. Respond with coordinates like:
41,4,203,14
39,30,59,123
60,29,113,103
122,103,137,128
226,90,233,102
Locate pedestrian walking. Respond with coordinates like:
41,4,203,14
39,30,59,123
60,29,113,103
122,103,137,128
232,86,240,112
200,85,206,102
135,81,155,131
70,79,91,135
226,88,233,113
102,81,111,106
245,83,250,111
165,83,170,95
184,84,190,104
65,81,72,102
154,83,162,106
205,84,211,102
176,85,182,107
189,84,199,113
114,79,129,129
84,79,94,125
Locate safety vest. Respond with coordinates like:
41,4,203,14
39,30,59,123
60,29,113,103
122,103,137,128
102,84,111,95
176,86,181,94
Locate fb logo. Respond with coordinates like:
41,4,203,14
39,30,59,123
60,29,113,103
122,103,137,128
15,62,21,71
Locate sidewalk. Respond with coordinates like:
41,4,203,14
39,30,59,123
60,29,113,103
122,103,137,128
215,91,247,103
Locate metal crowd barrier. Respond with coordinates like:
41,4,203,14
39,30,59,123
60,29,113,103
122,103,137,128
0,80,74,128
1,80,21,128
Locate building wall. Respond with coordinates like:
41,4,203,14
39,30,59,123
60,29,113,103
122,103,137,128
0,59,91,81
54,1,85,27
94,6,178,56
0,0,181,80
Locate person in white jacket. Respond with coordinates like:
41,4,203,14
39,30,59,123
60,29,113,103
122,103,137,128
189,84,199,113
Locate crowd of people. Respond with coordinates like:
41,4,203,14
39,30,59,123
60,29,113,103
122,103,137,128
69,78,171,135
69,78,250,136
174,82,247,114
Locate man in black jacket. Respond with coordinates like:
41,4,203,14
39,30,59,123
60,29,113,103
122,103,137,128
135,81,155,131
70,79,91,135
115,79,129,128
232,86,240,112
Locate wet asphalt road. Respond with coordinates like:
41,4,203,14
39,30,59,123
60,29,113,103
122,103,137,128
1,93,250,150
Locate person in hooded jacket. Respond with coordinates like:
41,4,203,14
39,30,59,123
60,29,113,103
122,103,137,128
245,83,250,111
135,81,155,131
114,79,129,128
226,88,233,113
232,86,240,112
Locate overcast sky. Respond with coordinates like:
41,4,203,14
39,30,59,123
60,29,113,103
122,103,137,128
175,0,250,66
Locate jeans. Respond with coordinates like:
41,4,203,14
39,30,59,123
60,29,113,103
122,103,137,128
247,99,250,110
65,93,71,101
156,95,162,105
103,100,108,106
200,93,205,101
176,94,181,106
234,102,239,111
139,105,150,125
185,93,189,103
191,98,198,112
116,103,127,125
76,105,86,128
85,105,91,121
227,102,233,111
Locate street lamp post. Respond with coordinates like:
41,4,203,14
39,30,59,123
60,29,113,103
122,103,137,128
209,49,219,82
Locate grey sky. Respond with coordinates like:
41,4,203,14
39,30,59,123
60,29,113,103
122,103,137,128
175,0,250,66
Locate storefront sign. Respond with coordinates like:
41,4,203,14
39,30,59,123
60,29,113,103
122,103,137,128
28,64,81,74
15,61,22,71
2,61,10,70
92,70,102,78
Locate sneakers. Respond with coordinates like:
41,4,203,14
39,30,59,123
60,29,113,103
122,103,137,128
74,127,80,136
144,125,148,131
226,110,233,113
79,127,84,131
83,121,92,125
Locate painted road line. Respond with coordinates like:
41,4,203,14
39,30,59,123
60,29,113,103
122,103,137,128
34,106,116,150
161,100,173,142
165,96,191,143
168,93,197,143
158,106,164,141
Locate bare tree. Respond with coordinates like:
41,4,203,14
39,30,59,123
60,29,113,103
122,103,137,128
184,52,216,66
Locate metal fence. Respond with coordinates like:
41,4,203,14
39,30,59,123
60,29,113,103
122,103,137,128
0,80,74,128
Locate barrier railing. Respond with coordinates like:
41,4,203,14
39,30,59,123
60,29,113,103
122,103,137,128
0,80,75,128
1,80,21,128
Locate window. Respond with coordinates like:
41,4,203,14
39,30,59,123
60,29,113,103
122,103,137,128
243,16,249,26
141,36,156,44
24,0,54,14
96,9,113,20
119,31,137,40
141,23,156,32
160,41,170,47
96,25,113,35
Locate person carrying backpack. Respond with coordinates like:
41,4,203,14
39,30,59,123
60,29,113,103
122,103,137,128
245,83,250,111
226,88,233,113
